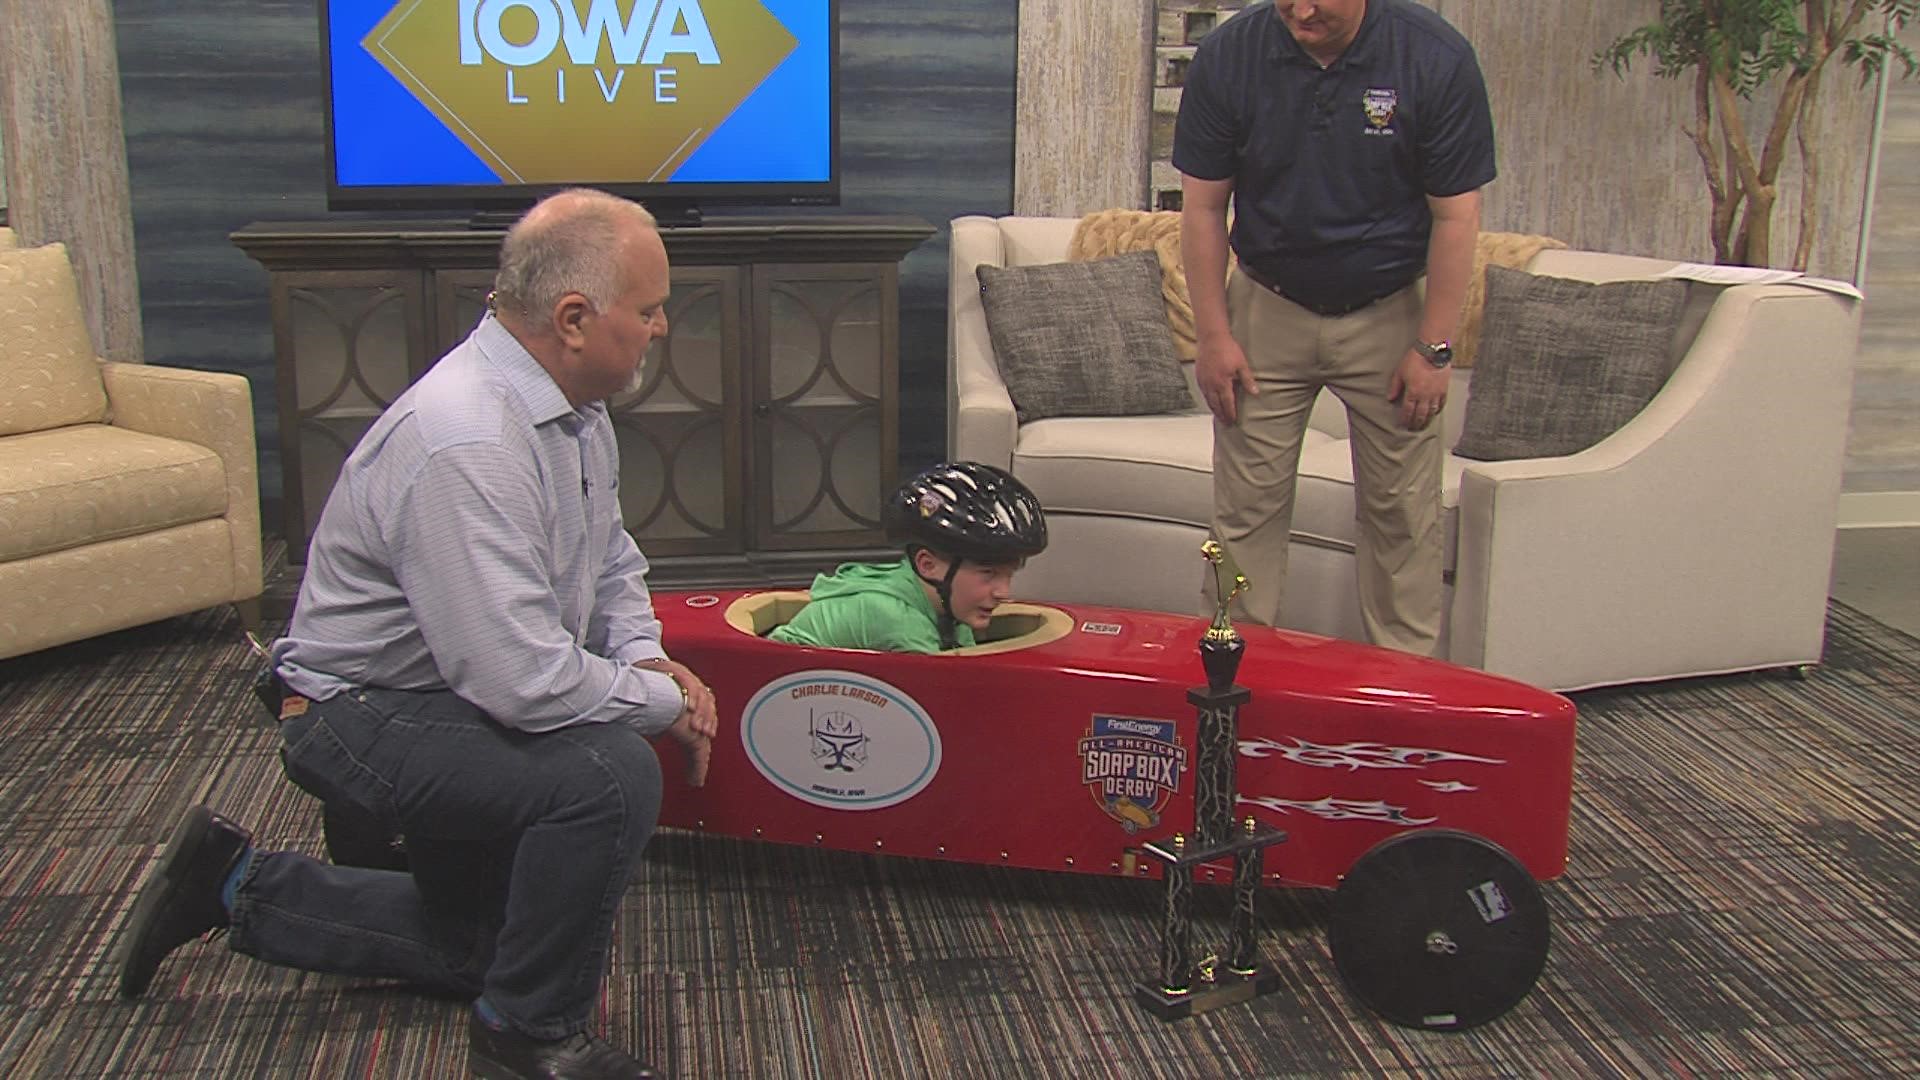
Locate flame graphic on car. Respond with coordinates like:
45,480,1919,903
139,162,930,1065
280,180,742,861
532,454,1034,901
1236,794,1437,826
1237,737,1504,771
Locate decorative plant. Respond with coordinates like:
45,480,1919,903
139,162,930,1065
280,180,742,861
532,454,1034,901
1595,0,1917,268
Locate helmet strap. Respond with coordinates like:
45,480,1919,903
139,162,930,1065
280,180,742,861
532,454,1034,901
910,547,965,650
935,558,964,650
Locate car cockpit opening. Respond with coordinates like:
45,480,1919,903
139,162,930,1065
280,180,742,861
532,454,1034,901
723,592,1073,654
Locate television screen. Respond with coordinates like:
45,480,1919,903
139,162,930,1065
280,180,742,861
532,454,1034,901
321,0,837,213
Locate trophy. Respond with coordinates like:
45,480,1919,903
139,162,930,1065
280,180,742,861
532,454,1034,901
1133,539,1289,1020
1200,538,1249,693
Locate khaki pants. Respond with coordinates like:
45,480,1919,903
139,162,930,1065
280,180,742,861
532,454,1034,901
1209,271,1443,656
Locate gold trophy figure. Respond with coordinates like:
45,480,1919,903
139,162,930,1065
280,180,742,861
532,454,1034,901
1199,539,1249,693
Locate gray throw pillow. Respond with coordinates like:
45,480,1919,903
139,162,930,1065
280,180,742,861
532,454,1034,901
1454,265,1689,461
976,251,1193,422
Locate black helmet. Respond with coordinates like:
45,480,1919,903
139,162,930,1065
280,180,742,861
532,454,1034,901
885,461,1047,564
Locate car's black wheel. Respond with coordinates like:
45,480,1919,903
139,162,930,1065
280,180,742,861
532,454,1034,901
1327,829,1549,1031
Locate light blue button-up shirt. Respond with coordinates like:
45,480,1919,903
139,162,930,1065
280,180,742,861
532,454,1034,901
273,314,683,734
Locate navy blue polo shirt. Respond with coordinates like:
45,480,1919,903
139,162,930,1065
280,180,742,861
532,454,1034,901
1172,0,1496,315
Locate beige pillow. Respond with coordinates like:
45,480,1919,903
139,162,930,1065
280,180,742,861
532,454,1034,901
0,243,108,436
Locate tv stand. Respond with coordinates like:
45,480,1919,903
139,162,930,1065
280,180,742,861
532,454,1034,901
648,199,703,228
231,215,935,581
464,198,704,230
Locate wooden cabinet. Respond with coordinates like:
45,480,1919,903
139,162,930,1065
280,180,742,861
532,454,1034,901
234,217,933,583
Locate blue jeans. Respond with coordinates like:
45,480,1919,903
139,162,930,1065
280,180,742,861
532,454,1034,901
226,686,662,1039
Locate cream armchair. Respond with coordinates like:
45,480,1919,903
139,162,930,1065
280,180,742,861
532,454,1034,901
0,235,263,660
949,214,1862,691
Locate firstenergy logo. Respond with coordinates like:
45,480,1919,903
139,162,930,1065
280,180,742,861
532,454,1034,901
365,0,797,183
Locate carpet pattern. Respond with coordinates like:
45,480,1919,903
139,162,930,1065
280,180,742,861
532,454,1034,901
0,602,1916,1078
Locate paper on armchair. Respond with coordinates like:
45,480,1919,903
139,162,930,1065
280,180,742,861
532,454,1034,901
1655,262,1863,300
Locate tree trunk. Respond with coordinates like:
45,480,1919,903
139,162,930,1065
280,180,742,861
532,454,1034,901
0,0,143,362
1792,76,1822,271
1737,187,1776,268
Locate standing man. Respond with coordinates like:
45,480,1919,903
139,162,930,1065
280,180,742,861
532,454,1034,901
1174,0,1495,654
117,189,715,1080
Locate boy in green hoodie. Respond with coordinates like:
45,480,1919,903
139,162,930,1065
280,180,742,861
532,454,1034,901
770,461,1049,652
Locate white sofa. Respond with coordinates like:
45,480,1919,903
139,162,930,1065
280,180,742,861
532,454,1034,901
948,214,1863,691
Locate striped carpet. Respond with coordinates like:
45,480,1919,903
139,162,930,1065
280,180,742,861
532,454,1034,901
1,601,1916,1078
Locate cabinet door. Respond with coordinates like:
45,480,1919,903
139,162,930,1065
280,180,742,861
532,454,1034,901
750,263,900,552
610,265,746,557
273,269,431,555
432,268,497,357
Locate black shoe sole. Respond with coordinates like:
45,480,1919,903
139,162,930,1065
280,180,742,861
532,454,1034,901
468,1052,512,1080
468,1052,521,1080
468,1046,659,1080
117,807,230,999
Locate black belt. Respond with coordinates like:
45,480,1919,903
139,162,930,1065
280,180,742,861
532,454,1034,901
1238,263,1410,317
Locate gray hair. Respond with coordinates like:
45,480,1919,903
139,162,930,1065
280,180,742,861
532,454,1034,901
492,188,658,321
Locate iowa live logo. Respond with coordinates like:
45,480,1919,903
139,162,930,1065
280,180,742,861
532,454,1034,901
364,0,795,182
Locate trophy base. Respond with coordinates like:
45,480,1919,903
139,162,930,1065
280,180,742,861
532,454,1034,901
1133,964,1284,1021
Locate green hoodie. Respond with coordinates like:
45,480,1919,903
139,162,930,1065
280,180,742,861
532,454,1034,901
769,559,976,653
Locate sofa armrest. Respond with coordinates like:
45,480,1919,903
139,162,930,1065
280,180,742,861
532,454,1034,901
948,216,1018,469
100,361,264,599
1448,283,1859,690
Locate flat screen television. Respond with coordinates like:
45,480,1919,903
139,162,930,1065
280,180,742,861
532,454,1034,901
321,0,838,220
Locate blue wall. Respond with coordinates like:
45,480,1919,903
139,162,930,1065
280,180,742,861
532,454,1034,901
112,0,1018,531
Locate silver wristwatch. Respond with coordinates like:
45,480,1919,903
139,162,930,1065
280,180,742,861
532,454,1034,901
1414,339,1454,368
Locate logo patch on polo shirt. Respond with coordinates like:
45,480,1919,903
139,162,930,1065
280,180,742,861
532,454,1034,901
1362,87,1398,135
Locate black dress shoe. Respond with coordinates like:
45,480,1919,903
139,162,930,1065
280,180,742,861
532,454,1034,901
468,1013,660,1079
117,806,252,998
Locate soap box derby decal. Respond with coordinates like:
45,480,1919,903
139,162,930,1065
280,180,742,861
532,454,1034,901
654,590,1576,892
1080,714,1187,834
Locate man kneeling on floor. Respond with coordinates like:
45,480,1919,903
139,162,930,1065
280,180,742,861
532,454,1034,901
114,188,716,1080
770,461,1048,652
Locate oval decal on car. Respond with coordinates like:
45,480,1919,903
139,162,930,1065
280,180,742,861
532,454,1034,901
739,670,942,810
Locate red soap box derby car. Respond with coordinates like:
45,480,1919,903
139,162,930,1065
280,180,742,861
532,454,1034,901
653,589,1578,1029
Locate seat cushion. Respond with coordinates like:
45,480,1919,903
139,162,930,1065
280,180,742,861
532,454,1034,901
0,424,228,561
1013,412,1338,529
1293,438,1468,575
0,243,109,436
